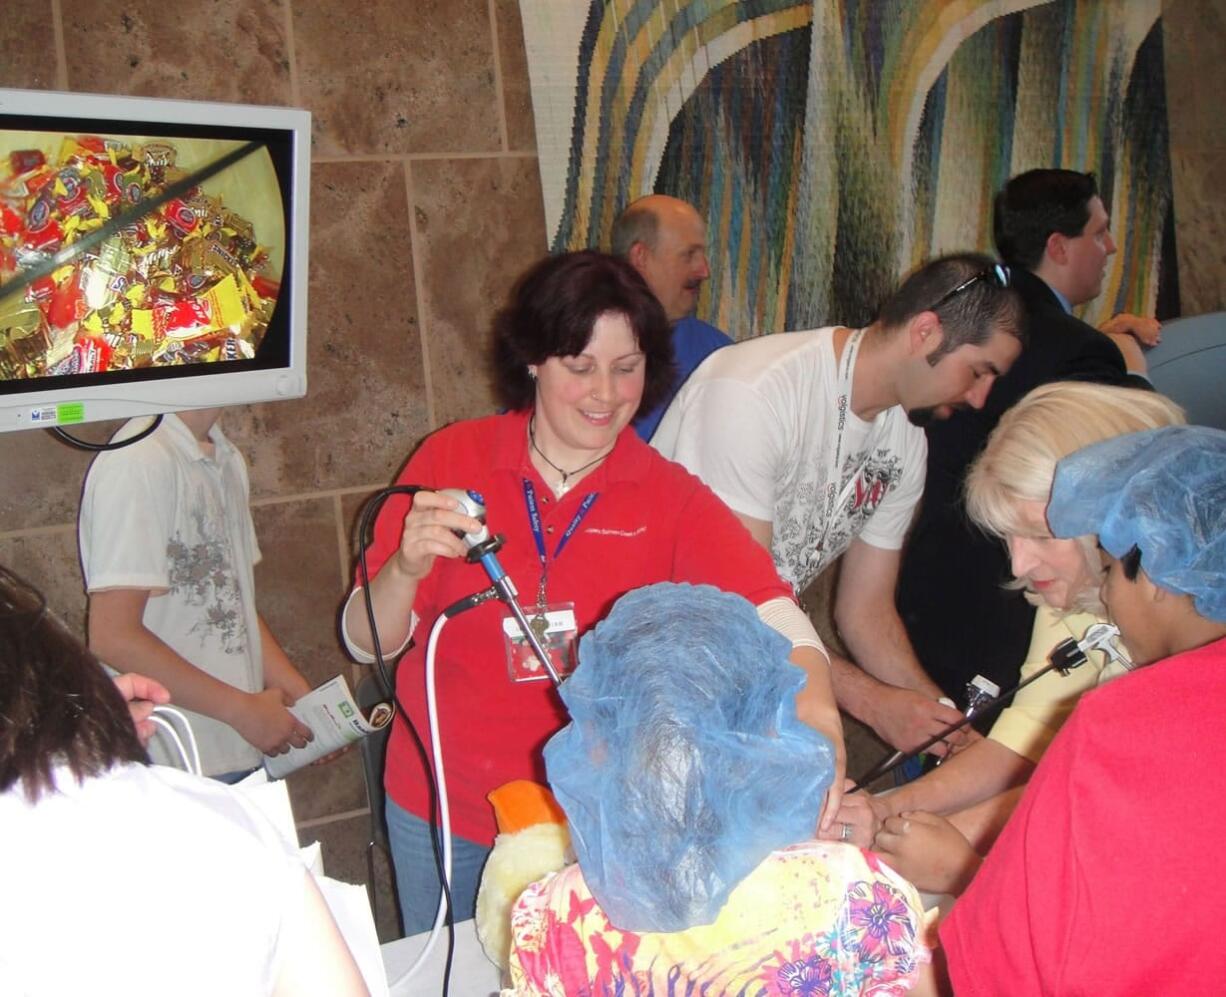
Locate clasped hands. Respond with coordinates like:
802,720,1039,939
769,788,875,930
817,780,983,896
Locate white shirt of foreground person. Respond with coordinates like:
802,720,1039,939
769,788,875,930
653,327,925,591
0,762,368,997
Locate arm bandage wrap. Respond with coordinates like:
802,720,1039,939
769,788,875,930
757,597,829,662
340,587,415,665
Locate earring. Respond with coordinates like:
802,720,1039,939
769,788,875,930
527,367,537,380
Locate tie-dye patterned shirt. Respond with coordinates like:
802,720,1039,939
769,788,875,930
507,840,929,995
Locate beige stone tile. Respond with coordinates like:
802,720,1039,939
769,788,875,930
1164,0,1226,314
344,489,380,557
225,160,429,498
294,0,500,156
1169,147,1226,315
0,529,88,639
251,496,350,691
0,4,59,89
284,743,366,823
410,157,547,427
299,811,404,942
61,0,293,105
343,487,402,574
496,0,538,152
0,423,106,531
250,495,374,826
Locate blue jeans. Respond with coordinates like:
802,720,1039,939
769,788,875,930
386,797,490,936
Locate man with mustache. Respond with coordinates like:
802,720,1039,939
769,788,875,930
613,195,733,441
653,255,1023,761
897,169,1156,714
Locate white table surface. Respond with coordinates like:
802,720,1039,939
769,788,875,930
382,918,503,996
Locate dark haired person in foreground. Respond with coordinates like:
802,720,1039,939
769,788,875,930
931,426,1226,992
340,250,843,934
654,254,1023,765
899,168,1157,714
0,566,367,996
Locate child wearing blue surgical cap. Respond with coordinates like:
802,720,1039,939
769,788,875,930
507,583,931,995
936,426,1226,995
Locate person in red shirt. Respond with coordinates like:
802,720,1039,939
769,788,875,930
340,250,843,935
927,425,1226,994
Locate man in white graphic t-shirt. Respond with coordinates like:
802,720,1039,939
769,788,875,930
654,254,1024,760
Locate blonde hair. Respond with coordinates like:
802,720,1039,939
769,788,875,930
966,382,1185,611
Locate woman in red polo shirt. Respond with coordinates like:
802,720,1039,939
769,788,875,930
341,250,843,934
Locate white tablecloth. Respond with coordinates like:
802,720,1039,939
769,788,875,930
382,918,502,996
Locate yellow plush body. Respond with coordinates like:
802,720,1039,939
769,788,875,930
474,780,571,972
475,820,571,971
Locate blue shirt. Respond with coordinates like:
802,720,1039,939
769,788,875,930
634,315,732,441
1047,280,1073,315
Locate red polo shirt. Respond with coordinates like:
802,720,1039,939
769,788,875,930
358,409,792,845
940,636,1226,993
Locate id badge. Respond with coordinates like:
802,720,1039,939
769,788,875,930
502,602,578,683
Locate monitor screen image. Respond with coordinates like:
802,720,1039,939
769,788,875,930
0,88,310,434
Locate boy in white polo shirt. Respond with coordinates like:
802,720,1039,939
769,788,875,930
79,408,313,779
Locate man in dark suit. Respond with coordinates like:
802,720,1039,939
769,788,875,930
896,169,1154,712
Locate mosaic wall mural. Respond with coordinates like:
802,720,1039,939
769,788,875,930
519,0,1175,337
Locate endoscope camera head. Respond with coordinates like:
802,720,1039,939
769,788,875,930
436,487,503,561
1047,622,1129,675
1047,637,1087,675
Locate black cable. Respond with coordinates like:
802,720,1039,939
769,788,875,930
49,414,162,451
357,483,505,996
850,642,1088,792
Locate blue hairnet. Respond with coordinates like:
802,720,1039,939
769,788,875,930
1048,425,1226,623
544,582,834,933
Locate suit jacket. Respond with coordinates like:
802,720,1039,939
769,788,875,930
896,268,1133,706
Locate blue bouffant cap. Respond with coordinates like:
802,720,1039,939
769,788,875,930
544,582,834,933
1048,425,1226,623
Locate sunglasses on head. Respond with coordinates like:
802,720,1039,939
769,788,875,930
928,262,1011,312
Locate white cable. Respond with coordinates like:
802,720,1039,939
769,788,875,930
149,705,201,776
149,715,189,770
388,610,454,990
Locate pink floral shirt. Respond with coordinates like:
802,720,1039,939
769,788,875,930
508,840,929,995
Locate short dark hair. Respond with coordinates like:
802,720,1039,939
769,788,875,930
993,169,1099,270
0,566,146,802
877,252,1024,364
610,201,660,259
492,251,677,414
1121,544,1143,581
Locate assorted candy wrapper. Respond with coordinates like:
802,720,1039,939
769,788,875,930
0,135,279,381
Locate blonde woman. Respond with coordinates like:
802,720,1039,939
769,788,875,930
860,382,1184,893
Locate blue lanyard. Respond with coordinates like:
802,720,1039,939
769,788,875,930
522,479,599,567
523,479,598,611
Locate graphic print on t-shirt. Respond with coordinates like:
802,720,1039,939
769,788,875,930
775,447,903,591
167,510,248,654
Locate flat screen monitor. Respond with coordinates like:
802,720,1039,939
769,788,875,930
0,88,309,434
